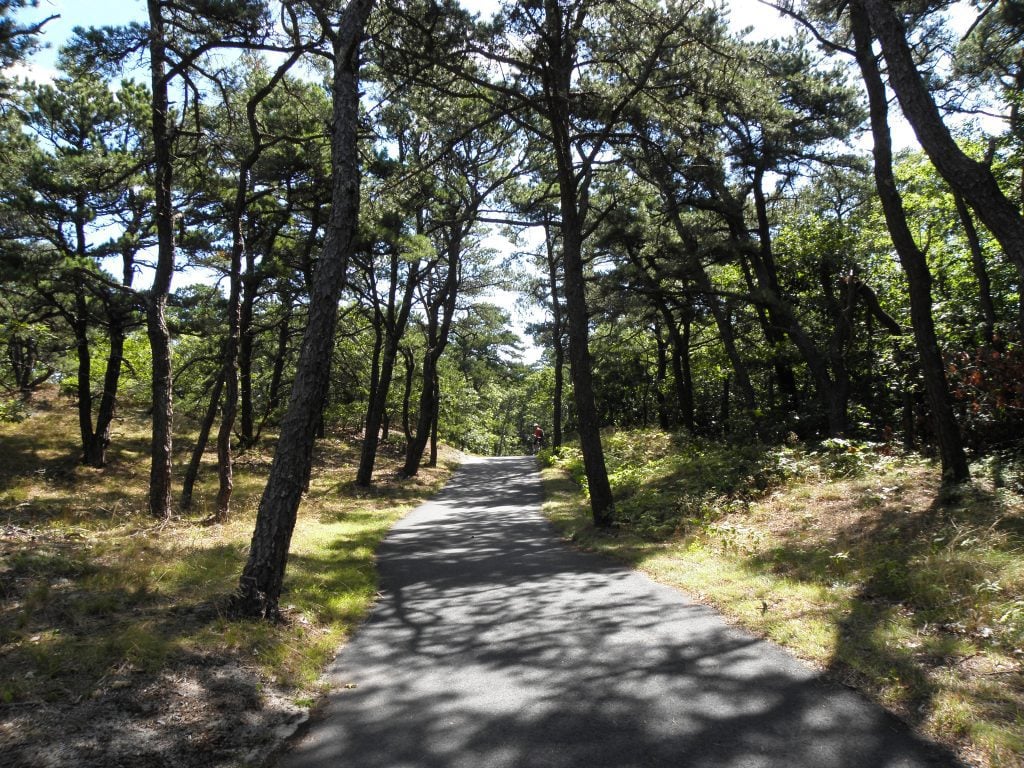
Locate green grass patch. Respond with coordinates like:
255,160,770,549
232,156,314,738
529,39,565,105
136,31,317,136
543,431,1024,768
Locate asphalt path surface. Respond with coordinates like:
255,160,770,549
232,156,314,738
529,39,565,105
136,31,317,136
280,456,957,768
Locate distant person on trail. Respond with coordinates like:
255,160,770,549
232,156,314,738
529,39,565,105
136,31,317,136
532,423,545,453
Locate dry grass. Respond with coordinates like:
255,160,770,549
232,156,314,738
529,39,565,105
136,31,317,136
0,390,457,764
543,440,1024,768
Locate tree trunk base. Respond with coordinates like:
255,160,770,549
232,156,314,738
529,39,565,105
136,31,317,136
227,580,282,622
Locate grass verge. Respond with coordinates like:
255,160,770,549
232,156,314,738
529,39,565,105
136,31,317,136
542,432,1024,768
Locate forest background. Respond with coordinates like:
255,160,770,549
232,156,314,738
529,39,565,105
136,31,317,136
1,0,1024,766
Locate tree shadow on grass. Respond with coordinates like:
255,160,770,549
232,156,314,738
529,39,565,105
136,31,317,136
0,542,249,695
746,481,1019,731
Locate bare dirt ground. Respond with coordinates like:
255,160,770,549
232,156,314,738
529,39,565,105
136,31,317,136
1,631,309,768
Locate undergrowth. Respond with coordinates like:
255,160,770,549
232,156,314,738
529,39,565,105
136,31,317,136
544,430,1024,768
0,395,457,708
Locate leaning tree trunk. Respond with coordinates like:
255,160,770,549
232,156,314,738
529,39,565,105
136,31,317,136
953,192,997,345
402,270,458,478
860,0,1024,335
233,0,373,620
356,261,418,486
852,1,969,483
86,316,128,468
181,370,225,510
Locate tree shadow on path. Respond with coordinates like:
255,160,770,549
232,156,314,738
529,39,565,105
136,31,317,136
281,457,962,768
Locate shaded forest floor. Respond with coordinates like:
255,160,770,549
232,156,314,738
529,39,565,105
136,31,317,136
542,431,1024,768
0,391,458,767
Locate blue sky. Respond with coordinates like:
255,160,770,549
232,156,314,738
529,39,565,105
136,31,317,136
20,0,792,75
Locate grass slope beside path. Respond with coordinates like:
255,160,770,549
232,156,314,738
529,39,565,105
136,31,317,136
0,397,458,767
540,431,1024,768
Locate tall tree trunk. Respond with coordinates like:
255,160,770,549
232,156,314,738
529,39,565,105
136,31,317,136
557,192,613,524
428,371,439,467
544,224,565,450
653,321,671,430
860,0,1024,334
953,192,997,345
215,189,245,521
852,1,969,483
401,345,415,442
233,0,373,619
752,167,799,405
356,259,418,487
402,258,459,477
146,0,176,519
544,32,613,524
181,369,225,510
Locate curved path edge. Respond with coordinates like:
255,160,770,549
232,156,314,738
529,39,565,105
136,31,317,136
279,455,960,768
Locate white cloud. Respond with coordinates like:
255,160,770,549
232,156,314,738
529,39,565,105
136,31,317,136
3,60,59,84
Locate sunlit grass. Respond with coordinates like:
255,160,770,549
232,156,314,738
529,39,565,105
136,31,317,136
0,393,457,706
542,433,1024,768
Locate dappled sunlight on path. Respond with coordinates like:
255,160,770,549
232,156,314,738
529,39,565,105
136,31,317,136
280,456,958,768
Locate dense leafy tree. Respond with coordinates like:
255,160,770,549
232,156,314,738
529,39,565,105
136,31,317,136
3,70,150,466
6,0,1024,619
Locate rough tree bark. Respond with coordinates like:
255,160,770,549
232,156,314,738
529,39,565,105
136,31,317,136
541,0,614,525
852,0,970,483
146,0,176,518
233,0,374,619
543,220,565,450
355,253,420,487
861,0,1024,333
953,192,997,345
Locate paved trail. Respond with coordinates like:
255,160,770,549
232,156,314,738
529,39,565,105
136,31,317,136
281,456,956,768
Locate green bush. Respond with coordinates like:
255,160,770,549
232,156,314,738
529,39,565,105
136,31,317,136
0,396,27,423
554,447,587,493
535,447,556,467
814,437,897,479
